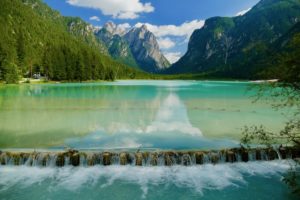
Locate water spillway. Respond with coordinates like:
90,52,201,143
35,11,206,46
1,147,299,167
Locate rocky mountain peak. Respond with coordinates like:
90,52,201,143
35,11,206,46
102,21,127,36
124,25,170,72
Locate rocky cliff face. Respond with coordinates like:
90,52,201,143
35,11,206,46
95,22,138,68
124,25,170,73
94,22,170,72
167,0,300,78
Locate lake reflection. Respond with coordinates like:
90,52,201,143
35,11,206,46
0,81,288,149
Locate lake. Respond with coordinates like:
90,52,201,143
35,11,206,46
0,80,297,200
0,80,288,149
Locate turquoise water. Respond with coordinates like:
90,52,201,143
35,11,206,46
0,80,289,149
0,161,298,200
0,80,296,200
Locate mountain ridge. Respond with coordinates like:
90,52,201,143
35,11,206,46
167,0,300,79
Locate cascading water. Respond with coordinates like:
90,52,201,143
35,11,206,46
1,147,299,167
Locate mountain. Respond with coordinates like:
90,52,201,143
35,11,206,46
256,21,300,83
0,0,148,83
22,0,109,55
167,0,300,79
95,22,170,73
124,25,170,73
95,22,138,68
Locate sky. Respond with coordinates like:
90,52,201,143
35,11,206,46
44,0,260,63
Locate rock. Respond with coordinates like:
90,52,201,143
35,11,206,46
255,149,262,160
135,153,143,166
195,152,204,164
42,154,50,166
279,146,287,159
56,153,65,167
87,153,98,166
124,25,170,73
210,153,219,165
164,153,173,166
102,152,112,166
267,149,278,160
11,153,21,165
182,154,191,166
150,153,158,166
290,147,300,159
0,152,6,165
241,150,249,162
20,153,30,164
119,153,129,165
226,151,236,163
70,153,80,166
68,149,79,155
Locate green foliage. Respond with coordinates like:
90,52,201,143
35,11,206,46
240,22,300,192
3,61,19,84
168,0,300,79
0,0,151,83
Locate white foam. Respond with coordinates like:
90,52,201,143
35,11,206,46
0,160,293,198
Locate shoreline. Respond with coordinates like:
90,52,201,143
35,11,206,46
0,78,279,86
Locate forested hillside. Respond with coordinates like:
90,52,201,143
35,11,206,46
0,0,147,83
167,0,300,80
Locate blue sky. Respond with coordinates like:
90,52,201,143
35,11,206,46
44,0,260,63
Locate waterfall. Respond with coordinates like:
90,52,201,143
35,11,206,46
0,147,299,167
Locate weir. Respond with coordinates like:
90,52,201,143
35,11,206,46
0,147,299,167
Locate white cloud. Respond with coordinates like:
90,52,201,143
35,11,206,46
67,0,154,19
163,52,182,64
236,8,251,16
117,23,131,31
157,37,175,49
135,20,205,39
89,16,100,21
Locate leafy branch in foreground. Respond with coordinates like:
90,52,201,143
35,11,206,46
241,82,300,195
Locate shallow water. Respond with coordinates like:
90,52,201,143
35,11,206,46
0,80,290,149
0,160,298,200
